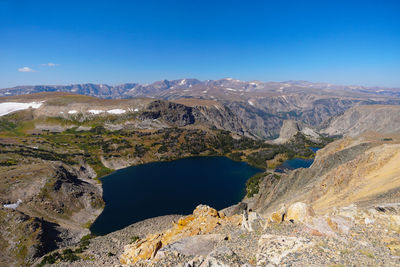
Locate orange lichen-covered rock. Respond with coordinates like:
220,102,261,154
120,205,242,265
268,205,286,223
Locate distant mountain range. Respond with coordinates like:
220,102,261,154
2,79,400,139
2,78,400,99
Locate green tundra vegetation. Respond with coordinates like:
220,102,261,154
36,234,95,266
245,172,281,198
0,110,328,181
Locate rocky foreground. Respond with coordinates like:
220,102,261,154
42,202,400,266
128,202,400,266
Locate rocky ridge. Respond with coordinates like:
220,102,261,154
271,120,322,144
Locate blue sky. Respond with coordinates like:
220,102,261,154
0,0,399,88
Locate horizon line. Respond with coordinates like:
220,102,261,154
1,78,399,90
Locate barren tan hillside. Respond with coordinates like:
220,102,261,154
321,105,400,137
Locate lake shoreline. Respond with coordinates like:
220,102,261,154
90,148,321,236
90,156,262,236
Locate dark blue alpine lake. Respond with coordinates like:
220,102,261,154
90,156,262,235
274,147,320,173
274,158,314,173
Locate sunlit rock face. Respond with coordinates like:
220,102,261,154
119,205,242,264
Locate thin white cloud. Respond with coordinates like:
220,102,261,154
41,62,59,67
18,67,35,72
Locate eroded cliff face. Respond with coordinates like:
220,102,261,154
271,119,322,144
140,99,250,137
320,105,400,137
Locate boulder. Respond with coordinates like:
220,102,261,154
242,211,264,232
286,202,315,222
268,205,286,223
303,216,337,237
156,234,225,258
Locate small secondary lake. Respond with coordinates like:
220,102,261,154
274,147,320,173
90,156,261,235
274,158,314,173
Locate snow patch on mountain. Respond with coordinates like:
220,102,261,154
3,199,22,209
0,101,43,116
107,109,126,114
88,110,104,114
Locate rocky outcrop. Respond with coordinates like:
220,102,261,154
274,120,301,142
119,205,242,264
139,100,250,137
286,202,315,222
272,120,322,144
139,100,196,127
192,104,250,137
241,211,264,232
